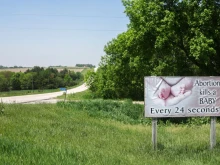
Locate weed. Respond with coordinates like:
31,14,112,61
0,100,5,114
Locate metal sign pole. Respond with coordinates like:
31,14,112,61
152,118,157,150
210,116,216,149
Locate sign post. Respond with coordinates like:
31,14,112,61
144,76,220,150
60,88,67,102
152,118,157,150
210,116,217,149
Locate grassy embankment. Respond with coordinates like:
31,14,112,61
0,100,219,165
0,67,92,97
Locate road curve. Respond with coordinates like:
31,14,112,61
0,83,88,104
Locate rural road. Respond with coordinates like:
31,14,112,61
0,83,88,104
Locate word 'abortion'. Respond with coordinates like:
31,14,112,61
195,80,220,87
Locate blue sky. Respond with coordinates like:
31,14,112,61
0,0,129,67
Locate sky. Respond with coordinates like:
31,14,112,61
0,0,129,67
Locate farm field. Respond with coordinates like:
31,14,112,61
0,68,32,73
0,101,219,165
0,67,86,73
56,67,84,73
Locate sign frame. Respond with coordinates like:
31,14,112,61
144,76,219,150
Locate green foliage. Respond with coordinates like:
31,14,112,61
84,70,96,90
20,73,33,90
0,75,8,91
89,0,220,100
10,72,22,90
187,117,211,125
58,100,151,125
0,66,83,92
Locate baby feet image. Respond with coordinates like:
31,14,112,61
158,88,166,100
157,83,171,100
171,84,185,97
171,78,193,97
178,84,185,95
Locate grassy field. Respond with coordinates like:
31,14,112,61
0,101,219,165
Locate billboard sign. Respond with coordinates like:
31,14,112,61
144,77,220,117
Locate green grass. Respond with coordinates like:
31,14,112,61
58,90,97,100
0,89,61,97
0,102,220,164
57,99,148,124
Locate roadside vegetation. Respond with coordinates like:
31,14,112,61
57,90,97,100
0,67,92,97
0,102,219,164
0,89,61,97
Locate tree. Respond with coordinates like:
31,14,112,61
27,66,44,73
0,71,14,91
10,73,23,90
0,75,8,91
64,74,72,86
59,68,69,78
88,0,220,100
20,73,33,90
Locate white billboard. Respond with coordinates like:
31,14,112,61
144,77,220,117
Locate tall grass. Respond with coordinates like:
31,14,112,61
0,103,219,164
57,99,150,125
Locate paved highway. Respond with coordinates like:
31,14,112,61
0,83,88,104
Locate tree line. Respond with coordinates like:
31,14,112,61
0,65,25,69
75,64,95,68
86,0,220,100
0,66,83,92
